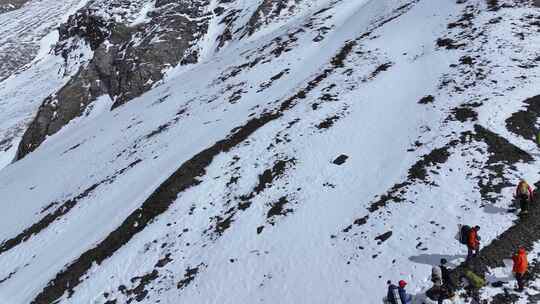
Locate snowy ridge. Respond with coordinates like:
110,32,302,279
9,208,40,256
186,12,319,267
0,0,539,303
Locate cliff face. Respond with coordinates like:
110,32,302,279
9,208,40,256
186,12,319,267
16,0,211,159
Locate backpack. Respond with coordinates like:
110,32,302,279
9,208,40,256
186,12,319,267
463,270,485,289
386,285,399,304
459,225,471,245
519,181,529,196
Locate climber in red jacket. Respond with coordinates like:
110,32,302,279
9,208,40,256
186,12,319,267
467,226,480,261
512,247,528,292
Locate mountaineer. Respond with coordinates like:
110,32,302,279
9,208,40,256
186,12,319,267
426,259,455,304
385,280,413,304
515,179,534,214
512,247,528,292
466,226,480,261
439,259,453,290
457,225,481,261
438,259,456,303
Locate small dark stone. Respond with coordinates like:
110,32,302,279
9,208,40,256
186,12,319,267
459,56,474,65
491,281,504,287
375,231,393,243
418,95,435,104
333,154,349,165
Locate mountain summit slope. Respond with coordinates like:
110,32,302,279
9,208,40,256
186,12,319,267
0,0,540,303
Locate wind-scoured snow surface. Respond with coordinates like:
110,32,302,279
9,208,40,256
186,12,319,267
0,0,88,80
0,0,540,303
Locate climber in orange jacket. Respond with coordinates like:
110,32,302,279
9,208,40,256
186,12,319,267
466,226,480,261
512,247,528,292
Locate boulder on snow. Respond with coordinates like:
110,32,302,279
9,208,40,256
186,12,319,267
332,154,349,165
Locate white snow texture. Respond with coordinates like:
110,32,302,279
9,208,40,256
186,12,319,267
0,0,539,303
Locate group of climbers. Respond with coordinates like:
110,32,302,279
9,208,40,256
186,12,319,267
383,179,535,303
457,180,533,293
455,181,533,293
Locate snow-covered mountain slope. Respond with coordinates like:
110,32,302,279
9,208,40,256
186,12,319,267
0,0,89,168
1,0,540,303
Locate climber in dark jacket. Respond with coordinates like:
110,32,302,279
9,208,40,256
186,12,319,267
387,280,398,304
386,280,412,304
386,280,397,304
440,258,453,290
438,258,455,304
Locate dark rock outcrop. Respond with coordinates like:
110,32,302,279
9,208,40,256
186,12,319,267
16,0,211,159
57,10,113,51
244,0,302,36
505,95,540,144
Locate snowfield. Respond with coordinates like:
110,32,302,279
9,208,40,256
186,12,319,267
0,0,540,303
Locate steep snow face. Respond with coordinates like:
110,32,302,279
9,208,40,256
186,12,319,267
0,0,540,303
